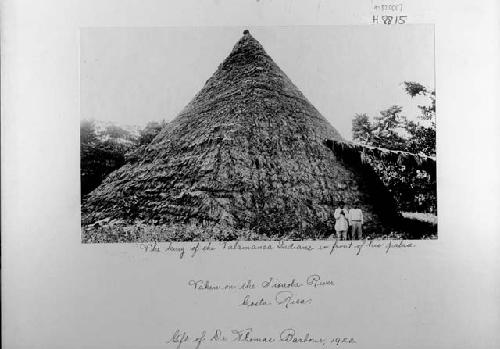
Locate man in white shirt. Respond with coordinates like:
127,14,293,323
333,201,349,240
348,202,364,240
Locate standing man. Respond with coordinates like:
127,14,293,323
349,201,364,240
334,201,349,240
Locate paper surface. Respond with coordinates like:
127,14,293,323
2,1,499,348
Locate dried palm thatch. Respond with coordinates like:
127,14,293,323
324,140,437,182
82,30,400,239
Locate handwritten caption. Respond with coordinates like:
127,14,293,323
141,239,415,348
188,274,333,310
167,327,356,349
139,239,416,259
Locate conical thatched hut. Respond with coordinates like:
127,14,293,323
82,30,399,240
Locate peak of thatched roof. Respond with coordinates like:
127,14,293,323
82,31,398,238
176,31,342,136
223,29,267,65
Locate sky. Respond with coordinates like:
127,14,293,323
80,25,434,140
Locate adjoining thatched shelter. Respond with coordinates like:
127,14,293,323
82,30,400,239
324,140,436,180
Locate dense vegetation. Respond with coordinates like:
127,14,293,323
352,81,435,156
80,120,165,199
351,82,436,213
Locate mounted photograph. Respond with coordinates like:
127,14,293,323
80,26,436,243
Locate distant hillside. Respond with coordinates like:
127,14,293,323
80,119,165,198
92,120,142,145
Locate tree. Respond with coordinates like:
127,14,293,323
402,81,436,156
80,119,137,198
353,106,408,151
352,113,372,144
405,119,436,155
351,81,435,156
370,105,408,151
350,82,437,213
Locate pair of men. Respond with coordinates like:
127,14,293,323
333,201,364,240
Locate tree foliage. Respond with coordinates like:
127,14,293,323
351,82,436,213
352,81,436,156
402,81,436,155
352,113,372,143
371,105,408,151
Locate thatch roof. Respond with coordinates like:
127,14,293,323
82,30,399,237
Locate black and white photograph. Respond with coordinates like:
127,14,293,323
4,1,500,348
80,26,436,243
